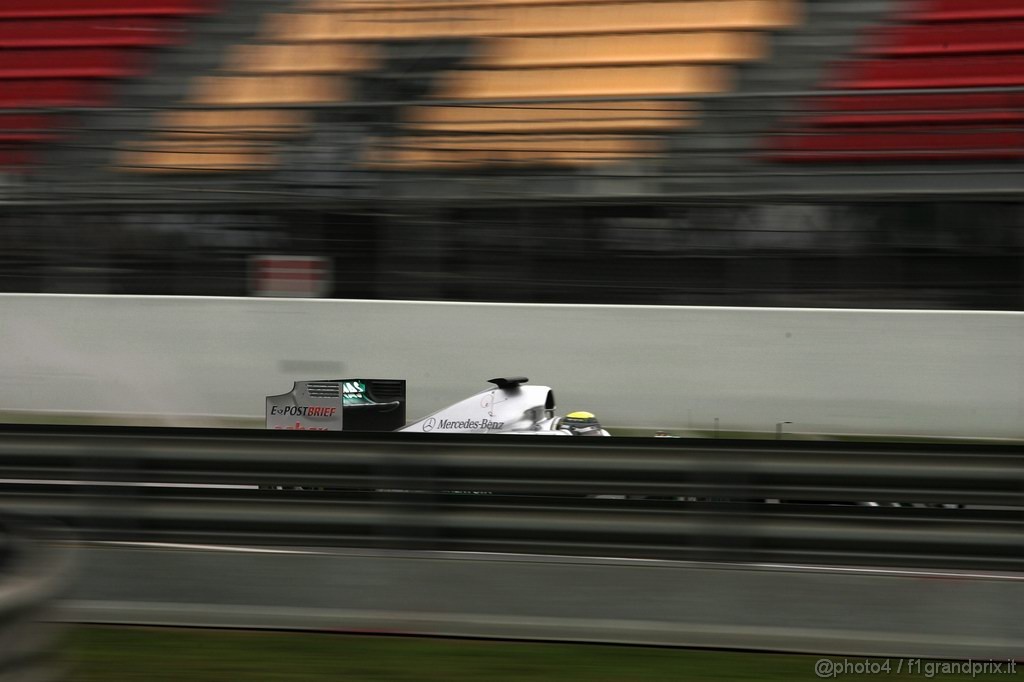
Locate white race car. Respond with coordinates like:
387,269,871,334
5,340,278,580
266,377,610,436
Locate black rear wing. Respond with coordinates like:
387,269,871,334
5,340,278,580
266,379,406,431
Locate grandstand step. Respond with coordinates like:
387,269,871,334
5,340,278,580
221,42,380,74
731,66,832,90
781,34,878,51
384,39,477,64
669,130,759,154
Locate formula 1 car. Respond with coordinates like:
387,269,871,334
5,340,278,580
266,377,610,436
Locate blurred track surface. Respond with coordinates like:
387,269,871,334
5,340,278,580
55,542,1024,660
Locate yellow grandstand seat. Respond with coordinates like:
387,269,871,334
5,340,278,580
190,74,348,105
115,18,380,172
119,0,801,172
403,101,694,133
364,134,658,168
308,0,728,9
475,31,765,68
433,65,729,100
266,0,798,41
155,109,309,138
117,140,276,173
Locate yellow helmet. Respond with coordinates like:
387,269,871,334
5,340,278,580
561,411,604,435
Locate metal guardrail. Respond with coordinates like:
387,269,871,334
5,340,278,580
0,424,1020,570
0,518,71,682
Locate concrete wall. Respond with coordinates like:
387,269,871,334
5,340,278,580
1,294,1021,438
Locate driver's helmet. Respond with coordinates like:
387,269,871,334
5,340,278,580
560,411,606,436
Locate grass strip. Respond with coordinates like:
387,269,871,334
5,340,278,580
67,625,996,681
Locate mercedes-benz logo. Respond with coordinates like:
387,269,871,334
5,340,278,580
423,417,436,432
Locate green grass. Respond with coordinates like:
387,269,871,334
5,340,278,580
66,626,998,682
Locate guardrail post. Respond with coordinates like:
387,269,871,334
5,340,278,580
0,516,73,682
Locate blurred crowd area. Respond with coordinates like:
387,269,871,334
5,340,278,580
1,0,1024,309
1,202,1021,309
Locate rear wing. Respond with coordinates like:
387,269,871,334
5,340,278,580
266,379,406,431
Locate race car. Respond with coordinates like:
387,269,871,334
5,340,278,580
266,377,610,436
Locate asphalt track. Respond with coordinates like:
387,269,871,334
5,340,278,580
55,541,1023,660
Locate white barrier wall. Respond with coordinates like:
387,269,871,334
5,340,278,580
1,294,1021,438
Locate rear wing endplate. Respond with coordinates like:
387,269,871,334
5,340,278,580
266,379,406,431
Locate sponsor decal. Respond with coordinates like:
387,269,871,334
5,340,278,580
342,380,373,406
273,421,329,431
430,418,505,431
269,405,338,418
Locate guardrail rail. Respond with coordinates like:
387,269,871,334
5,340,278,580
0,424,1020,570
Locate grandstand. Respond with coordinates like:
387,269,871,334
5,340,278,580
112,0,798,173
768,0,1024,162
0,0,1021,309
0,0,219,169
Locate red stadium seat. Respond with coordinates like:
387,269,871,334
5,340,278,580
0,1,219,168
904,0,1024,22
812,93,1024,113
807,110,1023,127
0,18,182,48
864,20,1024,56
769,0,1024,163
0,0,217,20
804,92,1024,126
0,80,109,107
0,48,144,79
830,55,1024,89
768,130,1024,162
0,115,59,142
0,149,35,167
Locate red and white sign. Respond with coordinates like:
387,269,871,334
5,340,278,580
250,255,331,298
